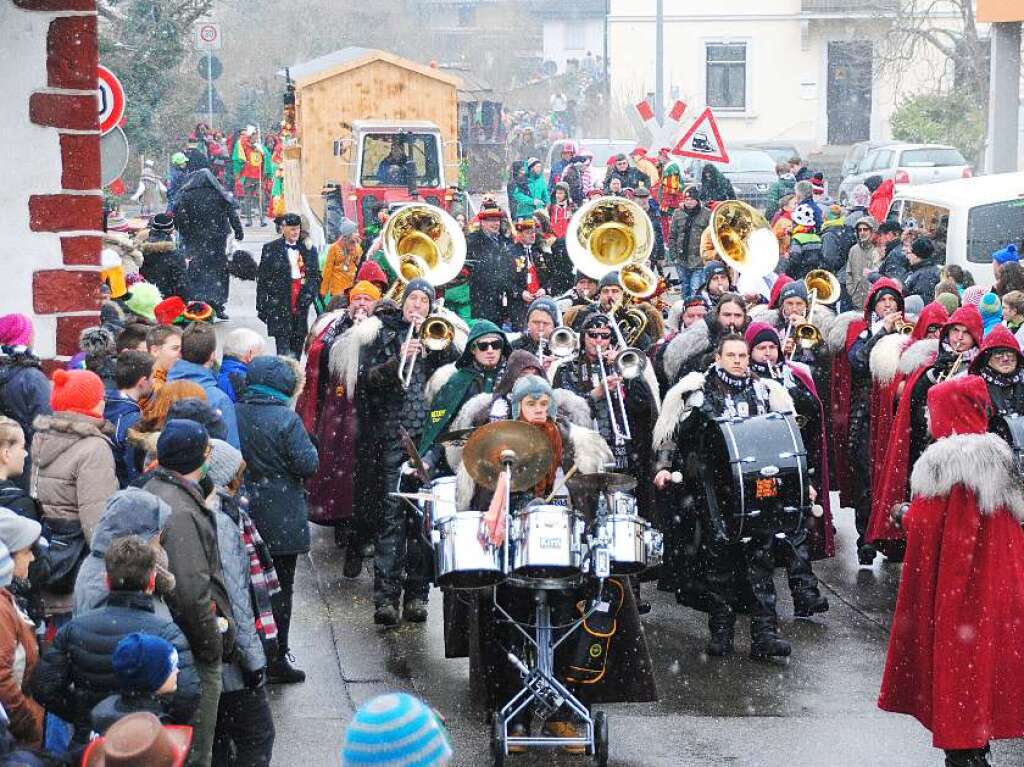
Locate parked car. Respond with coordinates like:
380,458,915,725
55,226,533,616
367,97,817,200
678,148,777,210
887,171,1024,287
743,142,802,166
839,140,898,182
836,142,972,204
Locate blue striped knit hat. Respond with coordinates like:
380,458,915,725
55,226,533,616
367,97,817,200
341,693,452,767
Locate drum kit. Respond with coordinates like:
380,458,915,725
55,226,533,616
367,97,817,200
399,420,662,766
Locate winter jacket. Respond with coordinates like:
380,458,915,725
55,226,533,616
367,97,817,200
0,350,51,490
139,234,189,300
603,166,650,194
868,179,895,222
319,239,360,299
174,169,243,249
560,162,586,206
871,240,909,284
103,391,143,489
902,259,941,305
256,237,322,338
165,167,187,210
699,165,735,202
765,175,796,220
165,360,239,448
140,468,235,664
0,588,43,747
845,240,879,310
90,691,170,736
668,204,712,270
212,492,267,693
512,166,550,219
785,232,824,280
466,229,516,325
31,590,200,744
820,219,856,275
216,357,248,404
30,412,117,615
236,357,319,555
548,201,572,239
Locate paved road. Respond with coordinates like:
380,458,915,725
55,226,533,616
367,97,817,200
217,223,1024,767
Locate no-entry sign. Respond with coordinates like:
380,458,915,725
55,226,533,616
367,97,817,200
97,65,125,135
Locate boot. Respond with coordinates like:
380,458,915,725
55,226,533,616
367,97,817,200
705,604,735,657
944,747,991,767
750,619,791,660
792,591,829,619
857,543,877,566
343,545,363,579
267,651,306,684
374,603,400,627
403,599,428,623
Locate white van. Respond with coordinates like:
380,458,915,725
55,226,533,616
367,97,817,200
888,172,1024,288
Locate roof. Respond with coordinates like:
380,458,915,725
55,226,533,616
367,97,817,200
893,172,1024,208
281,47,462,89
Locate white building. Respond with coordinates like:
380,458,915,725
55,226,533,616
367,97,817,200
608,0,959,151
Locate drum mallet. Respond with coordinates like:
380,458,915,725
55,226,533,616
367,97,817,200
544,464,579,503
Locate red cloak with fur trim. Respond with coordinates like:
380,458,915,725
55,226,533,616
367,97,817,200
879,377,1024,749
788,362,835,558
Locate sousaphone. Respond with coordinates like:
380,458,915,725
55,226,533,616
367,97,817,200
381,203,466,299
709,200,779,278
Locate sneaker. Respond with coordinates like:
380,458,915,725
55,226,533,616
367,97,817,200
267,652,306,684
343,546,363,579
374,604,400,627
542,721,586,754
793,593,829,619
403,599,428,623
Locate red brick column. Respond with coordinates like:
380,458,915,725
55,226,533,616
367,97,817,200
17,0,102,361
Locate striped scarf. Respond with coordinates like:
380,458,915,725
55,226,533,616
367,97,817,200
239,508,280,647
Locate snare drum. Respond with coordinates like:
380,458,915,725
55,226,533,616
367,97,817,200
509,504,583,579
429,476,458,523
434,511,505,589
598,493,648,574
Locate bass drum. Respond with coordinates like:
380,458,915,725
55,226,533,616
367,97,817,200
989,413,1024,476
701,412,808,543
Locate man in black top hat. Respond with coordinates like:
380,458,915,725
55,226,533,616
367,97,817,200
256,213,321,358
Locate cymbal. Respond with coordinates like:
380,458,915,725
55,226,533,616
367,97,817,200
436,427,476,445
462,420,553,492
566,472,637,495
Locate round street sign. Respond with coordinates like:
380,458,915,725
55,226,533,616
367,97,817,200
197,54,223,80
100,126,129,187
97,65,125,135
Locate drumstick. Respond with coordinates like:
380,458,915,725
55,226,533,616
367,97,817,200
544,464,579,503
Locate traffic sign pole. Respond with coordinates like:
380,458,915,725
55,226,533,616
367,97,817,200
207,51,214,130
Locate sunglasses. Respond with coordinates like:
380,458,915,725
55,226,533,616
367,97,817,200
474,340,503,351
586,331,612,340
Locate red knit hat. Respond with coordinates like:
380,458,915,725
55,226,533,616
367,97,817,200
154,297,187,326
926,374,991,439
768,275,795,309
50,369,105,417
355,260,388,290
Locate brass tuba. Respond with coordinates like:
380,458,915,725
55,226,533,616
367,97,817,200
565,196,655,279
381,203,466,301
709,200,779,278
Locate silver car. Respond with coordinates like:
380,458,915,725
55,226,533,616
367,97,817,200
679,149,777,210
836,142,972,204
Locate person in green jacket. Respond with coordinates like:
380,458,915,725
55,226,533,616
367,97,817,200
765,163,796,220
511,158,550,220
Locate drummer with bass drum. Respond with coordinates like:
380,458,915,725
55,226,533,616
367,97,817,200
653,334,815,659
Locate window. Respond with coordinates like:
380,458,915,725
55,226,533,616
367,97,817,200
900,200,951,260
967,200,1024,264
706,43,746,110
865,149,892,172
899,148,967,167
360,133,441,188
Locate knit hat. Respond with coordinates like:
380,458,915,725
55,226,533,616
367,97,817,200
962,285,986,308
911,237,934,260
936,292,960,316
337,218,358,239
850,184,871,208
744,321,781,351
979,291,1002,320
598,270,621,290
349,281,382,302
156,419,209,475
154,297,187,326
526,296,560,327
51,369,105,417
864,175,883,192
165,399,228,441
206,439,243,488
150,214,174,233
356,260,389,290
112,633,178,693
0,314,33,347
704,260,729,283
683,184,701,201
904,294,925,318
510,374,557,420
403,278,435,307
992,243,1019,265
0,507,41,555
792,203,817,228
82,712,192,767
341,693,453,767
80,326,115,358
123,282,163,323
170,152,188,167
777,281,808,305
927,374,991,439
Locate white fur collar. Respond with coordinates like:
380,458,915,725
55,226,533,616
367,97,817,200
653,371,705,452
870,333,909,385
328,315,382,401
424,362,458,406
898,338,939,376
663,320,710,382
910,432,1024,520
827,311,862,354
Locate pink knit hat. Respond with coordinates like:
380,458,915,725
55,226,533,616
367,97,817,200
962,285,986,308
0,314,33,347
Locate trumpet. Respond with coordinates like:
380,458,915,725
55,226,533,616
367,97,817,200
549,326,578,358
894,318,915,335
936,351,966,383
397,314,455,388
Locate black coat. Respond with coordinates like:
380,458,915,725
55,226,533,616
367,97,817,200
821,224,857,275
31,590,200,745
235,356,319,555
140,235,189,300
0,350,52,491
256,237,321,337
175,170,243,308
872,240,909,284
603,166,650,193
902,258,941,304
466,229,515,325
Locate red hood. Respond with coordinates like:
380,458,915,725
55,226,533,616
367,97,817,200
355,260,388,289
927,375,992,438
911,302,950,341
941,306,983,349
969,323,1024,374
769,275,795,309
863,277,905,323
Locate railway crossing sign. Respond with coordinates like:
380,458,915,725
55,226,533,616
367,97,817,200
634,99,688,150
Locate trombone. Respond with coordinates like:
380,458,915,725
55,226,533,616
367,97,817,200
397,314,456,389
537,326,578,368
600,300,648,444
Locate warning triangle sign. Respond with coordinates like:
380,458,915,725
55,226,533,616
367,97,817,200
671,107,730,164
